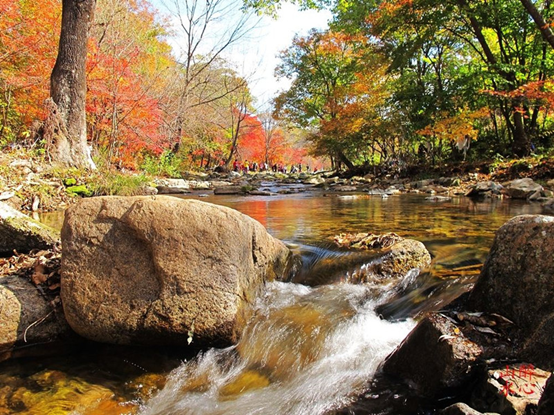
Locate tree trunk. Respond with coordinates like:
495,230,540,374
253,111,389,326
337,150,354,170
46,0,96,169
520,0,554,50
512,106,531,157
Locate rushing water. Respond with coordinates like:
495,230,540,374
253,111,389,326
1,189,546,415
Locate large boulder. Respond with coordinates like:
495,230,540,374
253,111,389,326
0,202,60,254
60,196,292,348
466,215,554,367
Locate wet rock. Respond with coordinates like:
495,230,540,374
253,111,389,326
61,196,292,348
0,274,77,362
0,202,60,254
503,178,543,200
439,402,484,415
368,189,386,195
466,181,503,198
537,375,554,415
385,186,401,195
381,313,483,398
466,215,554,366
332,185,358,192
470,364,549,415
293,234,431,287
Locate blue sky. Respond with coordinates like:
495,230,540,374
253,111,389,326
150,0,330,111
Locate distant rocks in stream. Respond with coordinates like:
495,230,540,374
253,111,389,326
379,214,554,415
287,232,431,289
60,196,293,348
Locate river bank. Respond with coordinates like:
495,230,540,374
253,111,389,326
2,148,554,217
0,188,552,414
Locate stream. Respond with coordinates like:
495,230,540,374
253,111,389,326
0,189,545,414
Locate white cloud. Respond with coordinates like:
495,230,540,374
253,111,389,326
228,3,331,111
151,0,330,112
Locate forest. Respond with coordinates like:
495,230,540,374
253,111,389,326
2,0,554,175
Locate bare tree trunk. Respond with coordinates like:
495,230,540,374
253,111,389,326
46,0,96,169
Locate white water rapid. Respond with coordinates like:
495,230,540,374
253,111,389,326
140,281,415,415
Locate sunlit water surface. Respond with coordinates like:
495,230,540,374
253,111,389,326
1,190,546,415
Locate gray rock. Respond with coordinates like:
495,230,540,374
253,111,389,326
503,178,543,200
60,196,292,348
333,185,358,192
466,181,504,198
0,202,60,254
214,185,245,195
155,178,190,194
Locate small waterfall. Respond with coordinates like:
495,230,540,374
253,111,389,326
140,282,415,415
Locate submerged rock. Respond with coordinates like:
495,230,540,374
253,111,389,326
0,202,60,254
61,196,292,348
290,233,431,287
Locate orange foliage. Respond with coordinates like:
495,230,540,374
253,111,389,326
417,108,488,148
0,0,60,125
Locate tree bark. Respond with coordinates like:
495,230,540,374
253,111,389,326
520,0,554,50
47,0,96,169
456,0,531,157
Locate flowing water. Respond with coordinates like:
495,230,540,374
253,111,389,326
1,189,546,414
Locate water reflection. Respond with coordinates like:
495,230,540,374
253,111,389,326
24,192,548,415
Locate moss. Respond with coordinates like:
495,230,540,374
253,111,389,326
66,185,93,197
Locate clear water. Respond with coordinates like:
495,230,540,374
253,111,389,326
2,190,545,414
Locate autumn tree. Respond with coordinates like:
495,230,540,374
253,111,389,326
87,0,174,168
0,0,60,144
275,29,391,168
158,0,259,152
46,0,97,168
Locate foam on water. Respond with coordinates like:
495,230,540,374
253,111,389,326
141,282,415,415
